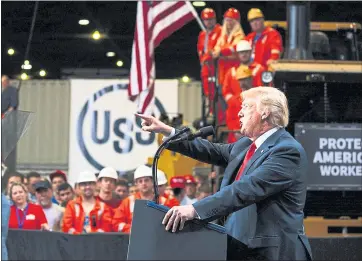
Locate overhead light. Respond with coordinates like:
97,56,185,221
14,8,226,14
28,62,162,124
20,73,28,80
192,1,206,7
8,48,15,55
116,60,124,67
92,30,101,40
106,52,116,57
78,19,90,26
39,70,47,77
181,75,191,83
21,62,32,70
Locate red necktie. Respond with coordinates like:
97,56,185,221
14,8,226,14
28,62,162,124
235,142,257,181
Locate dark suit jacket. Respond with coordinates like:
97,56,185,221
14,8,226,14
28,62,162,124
167,128,312,260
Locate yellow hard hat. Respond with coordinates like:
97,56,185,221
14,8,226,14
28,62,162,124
236,65,252,80
247,8,264,21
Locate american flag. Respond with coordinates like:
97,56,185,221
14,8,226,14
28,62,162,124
128,1,198,115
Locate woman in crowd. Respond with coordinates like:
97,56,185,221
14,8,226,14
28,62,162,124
8,183,49,230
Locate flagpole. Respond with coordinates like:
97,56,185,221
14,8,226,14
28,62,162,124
185,1,206,31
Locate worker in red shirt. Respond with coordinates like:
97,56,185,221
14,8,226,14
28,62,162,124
197,8,222,113
224,65,253,143
8,183,49,230
62,171,112,234
244,8,283,68
96,167,122,215
157,169,179,208
112,165,173,233
212,8,245,86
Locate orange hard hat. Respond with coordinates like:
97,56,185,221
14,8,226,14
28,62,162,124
224,8,240,20
236,65,252,80
201,8,216,20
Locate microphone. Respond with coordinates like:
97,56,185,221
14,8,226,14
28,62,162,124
152,126,190,204
170,126,215,143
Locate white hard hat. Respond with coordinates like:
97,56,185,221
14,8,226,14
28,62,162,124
236,40,252,52
157,169,167,186
134,165,153,181
98,167,118,180
77,171,97,184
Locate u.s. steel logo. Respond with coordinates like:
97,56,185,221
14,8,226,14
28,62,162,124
77,83,166,173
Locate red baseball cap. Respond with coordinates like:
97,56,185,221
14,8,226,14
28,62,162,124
170,176,186,189
184,174,197,184
49,170,67,182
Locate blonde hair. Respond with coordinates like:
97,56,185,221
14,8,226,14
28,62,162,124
9,183,29,202
216,22,245,49
241,87,289,127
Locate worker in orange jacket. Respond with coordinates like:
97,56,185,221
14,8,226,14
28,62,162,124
112,165,174,233
62,171,112,234
212,8,245,86
223,65,253,143
96,167,122,216
223,40,266,143
235,40,266,87
157,169,179,208
244,8,283,68
197,8,222,112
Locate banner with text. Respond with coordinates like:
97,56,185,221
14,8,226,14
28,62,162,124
295,123,362,190
68,79,178,185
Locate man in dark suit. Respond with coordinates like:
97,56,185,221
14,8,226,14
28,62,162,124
136,87,312,260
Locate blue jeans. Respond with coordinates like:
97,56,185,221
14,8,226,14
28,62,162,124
1,194,10,260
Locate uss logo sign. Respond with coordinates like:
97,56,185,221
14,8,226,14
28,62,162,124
68,79,178,185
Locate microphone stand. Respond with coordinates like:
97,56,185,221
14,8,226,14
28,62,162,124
152,127,190,204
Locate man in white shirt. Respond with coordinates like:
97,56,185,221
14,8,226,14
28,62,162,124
34,180,63,230
136,87,312,260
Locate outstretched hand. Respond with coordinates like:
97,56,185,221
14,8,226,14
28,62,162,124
135,113,173,136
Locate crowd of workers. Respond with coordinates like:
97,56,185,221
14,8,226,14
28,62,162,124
2,5,283,237
4,165,213,234
197,7,283,142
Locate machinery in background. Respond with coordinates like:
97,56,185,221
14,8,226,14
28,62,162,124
262,20,361,86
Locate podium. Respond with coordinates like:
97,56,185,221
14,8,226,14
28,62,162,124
127,200,228,260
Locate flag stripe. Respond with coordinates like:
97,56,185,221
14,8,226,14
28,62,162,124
141,2,151,89
141,84,154,114
150,2,189,43
154,12,195,48
152,2,177,16
134,28,144,94
137,4,147,93
128,1,196,114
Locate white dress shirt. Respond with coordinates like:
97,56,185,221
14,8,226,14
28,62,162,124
254,127,280,150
